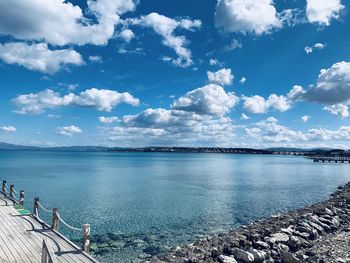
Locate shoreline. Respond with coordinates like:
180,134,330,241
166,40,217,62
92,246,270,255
146,182,350,263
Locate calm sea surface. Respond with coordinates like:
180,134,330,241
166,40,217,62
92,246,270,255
0,151,349,262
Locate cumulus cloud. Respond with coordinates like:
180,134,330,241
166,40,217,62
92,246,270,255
0,125,16,132
98,116,119,124
56,125,82,137
289,62,350,105
126,12,201,67
171,84,239,116
101,84,240,146
119,29,135,42
207,68,234,86
244,117,350,146
323,104,349,118
0,0,139,46
301,115,311,123
0,42,83,74
242,94,292,114
306,0,344,26
215,0,281,35
12,88,140,114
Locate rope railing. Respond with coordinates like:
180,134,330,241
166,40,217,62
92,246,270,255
56,213,82,232
37,201,53,213
1,179,91,253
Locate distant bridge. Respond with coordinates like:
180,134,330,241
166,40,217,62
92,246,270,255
307,156,350,163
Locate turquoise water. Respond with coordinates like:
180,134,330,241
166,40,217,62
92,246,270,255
0,151,349,262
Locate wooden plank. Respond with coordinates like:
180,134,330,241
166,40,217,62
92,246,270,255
0,196,98,263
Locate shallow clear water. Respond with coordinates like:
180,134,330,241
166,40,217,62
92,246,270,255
0,151,349,262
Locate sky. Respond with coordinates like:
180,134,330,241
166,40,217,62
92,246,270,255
0,0,350,148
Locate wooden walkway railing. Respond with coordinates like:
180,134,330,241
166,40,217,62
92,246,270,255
0,179,99,263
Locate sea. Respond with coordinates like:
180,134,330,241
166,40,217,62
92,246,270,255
0,151,349,262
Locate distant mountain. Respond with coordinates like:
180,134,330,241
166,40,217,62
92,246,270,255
0,142,109,152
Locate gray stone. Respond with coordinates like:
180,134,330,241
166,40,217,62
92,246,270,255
281,252,299,263
233,248,254,263
255,241,270,249
218,255,237,263
251,249,266,263
270,232,290,243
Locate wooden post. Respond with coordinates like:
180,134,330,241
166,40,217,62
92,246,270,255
52,208,59,231
2,180,6,196
20,191,25,206
34,197,39,218
10,185,14,199
82,224,91,253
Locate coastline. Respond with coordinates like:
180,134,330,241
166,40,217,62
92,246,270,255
146,182,350,263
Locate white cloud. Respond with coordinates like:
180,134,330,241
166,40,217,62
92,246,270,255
119,29,135,42
171,84,239,116
244,117,350,146
239,77,247,84
101,84,241,146
306,0,344,26
0,125,16,132
127,12,201,67
240,113,250,120
89,55,102,63
0,0,139,46
73,88,140,111
215,0,281,35
209,58,223,66
98,116,119,124
304,46,313,54
207,68,234,86
12,88,140,114
242,94,292,114
56,125,82,137
314,43,326,49
0,42,83,74
304,42,326,54
290,62,350,105
301,115,311,123
323,104,349,118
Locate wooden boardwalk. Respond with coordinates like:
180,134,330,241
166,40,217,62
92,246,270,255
0,195,99,263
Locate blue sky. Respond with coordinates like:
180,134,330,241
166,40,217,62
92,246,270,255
0,0,350,148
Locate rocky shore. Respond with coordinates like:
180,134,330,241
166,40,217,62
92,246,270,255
146,182,350,263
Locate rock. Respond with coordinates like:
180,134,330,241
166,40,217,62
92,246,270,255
211,248,219,258
254,241,270,250
270,233,290,243
281,226,294,235
251,249,266,262
233,248,254,262
325,208,333,216
218,255,237,263
281,252,299,263
277,244,290,252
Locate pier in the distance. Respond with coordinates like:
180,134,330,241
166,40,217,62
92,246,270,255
308,156,350,163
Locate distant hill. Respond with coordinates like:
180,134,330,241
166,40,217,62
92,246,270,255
265,147,334,152
0,142,109,152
